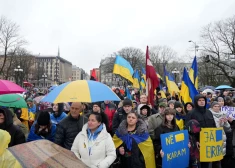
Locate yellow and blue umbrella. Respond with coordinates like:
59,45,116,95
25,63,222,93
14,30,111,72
41,80,120,103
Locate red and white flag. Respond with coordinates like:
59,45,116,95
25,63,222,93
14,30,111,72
146,46,160,106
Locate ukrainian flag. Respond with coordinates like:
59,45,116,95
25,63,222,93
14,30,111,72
164,67,180,95
141,67,146,81
156,72,163,80
180,67,198,103
189,56,198,89
125,86,132,100
113,130,156,168
113,55,134,83
133,70,140,89
140,78,146,89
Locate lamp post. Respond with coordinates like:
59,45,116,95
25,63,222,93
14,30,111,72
172,68,180,83
188,40,199,56
14,65,23,86
42,73,47,88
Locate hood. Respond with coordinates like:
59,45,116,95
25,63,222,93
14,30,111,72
117,119,147,135
137,104,151,116
194,94,207,109
184,102,194,113
0,129,10,155
0,108,13,129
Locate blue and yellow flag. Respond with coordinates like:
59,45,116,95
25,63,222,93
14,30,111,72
140,78,146,89
180,67,198,103
141,67,146,81
189,56,198,89
125,86,132,100
113,55,134,83
133,70,140,89
113,130,156,168
156,72,163,80
164,67,180,95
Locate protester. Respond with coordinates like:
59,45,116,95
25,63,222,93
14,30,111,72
0,107,25,147
167,100,175,109
71,112,116,168
101,101,116,134
27,111,56,142
174,101,186,130
0,129,22,167
184,102,194,114
113,111,155,168
54,102,88,150
138,104,151,127
50,103,67,125
112,98,133,134
154,107,180,168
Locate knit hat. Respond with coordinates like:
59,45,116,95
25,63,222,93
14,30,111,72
168,100,175,106
123,99,132,106
37,111,50,126
27,98,33,102
217,97,224,102
93,102,101,108
174,101,183,108
210,101,220,108
159,102,167,108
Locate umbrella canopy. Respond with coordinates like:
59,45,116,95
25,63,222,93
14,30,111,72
200,86,215,91
203,89,214,94
0,80,25,95
0,94,27,108
215,85,233,90
41,80,120,103
49,85,58,91
34,96,45,103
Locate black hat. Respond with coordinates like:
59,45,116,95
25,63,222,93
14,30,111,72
93,102,102,108
123,99,132,106
37,111,50,126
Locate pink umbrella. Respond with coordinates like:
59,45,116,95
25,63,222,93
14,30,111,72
0,80,26,94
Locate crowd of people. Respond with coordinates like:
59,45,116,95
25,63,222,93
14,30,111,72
0,87,235,168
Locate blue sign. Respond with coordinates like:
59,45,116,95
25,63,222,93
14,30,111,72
160,130,189,168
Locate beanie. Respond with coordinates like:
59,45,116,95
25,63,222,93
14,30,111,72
123,99,132,106
37,111,50,126
168,100,175,106
93,102,102,108
211,101,220,108
174,101,183,108
27,98,33,102
159,102,167,108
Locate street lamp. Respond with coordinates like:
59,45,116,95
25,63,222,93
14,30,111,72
14,65,23,86
172,68,180,83
188,40,199,56
42,73,47,88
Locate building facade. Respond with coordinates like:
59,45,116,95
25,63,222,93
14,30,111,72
72,65,82,81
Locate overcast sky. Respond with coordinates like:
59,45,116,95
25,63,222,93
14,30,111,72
0,0,235,73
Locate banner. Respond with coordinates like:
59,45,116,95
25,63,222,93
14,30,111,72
200,128,223,162
160,130,189,168
221,106,235,120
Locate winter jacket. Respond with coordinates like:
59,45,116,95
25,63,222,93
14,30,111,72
137,104,151,127
101,102,116,132
0,108,25,147
115,119,148,168
185,94,216,128
0,130,22,168
50,112,67,125
54,114,88,150
112,107,128,134
13,114,29,139
71,123,116,168
209,109,229,156
27,122,56,142
148,113,164,140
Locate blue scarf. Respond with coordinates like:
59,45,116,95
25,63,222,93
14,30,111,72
87,124,103,141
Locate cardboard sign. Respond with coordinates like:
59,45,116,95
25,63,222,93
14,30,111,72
160,130,189,168
200,128,223,162
221,106,235,120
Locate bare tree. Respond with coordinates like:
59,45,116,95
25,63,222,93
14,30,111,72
114,47,145,70
0,16,26,76
200,15,235,86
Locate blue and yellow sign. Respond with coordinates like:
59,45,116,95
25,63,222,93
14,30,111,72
160,130,189,168
200,128,224,162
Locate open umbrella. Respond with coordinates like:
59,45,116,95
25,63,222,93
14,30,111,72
203,89,214,94
41,80,120,103
0,94,27,108
0,80,25,95
34,96,45,103
200,86,215,91
49,85,58,91
215,85,233,90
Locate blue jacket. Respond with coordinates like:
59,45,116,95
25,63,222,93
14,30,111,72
27,123,56,142
50,112,67,125
28,104,37,114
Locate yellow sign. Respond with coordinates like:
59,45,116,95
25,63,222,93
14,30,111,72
200,128,223,162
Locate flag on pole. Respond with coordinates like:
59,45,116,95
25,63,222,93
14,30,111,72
189,56,198,89
146,46,160,106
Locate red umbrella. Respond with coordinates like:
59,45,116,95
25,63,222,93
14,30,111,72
23,81,33,87
0,80,26,94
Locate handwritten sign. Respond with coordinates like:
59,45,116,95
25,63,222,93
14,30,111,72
160,130,189,168
221,106,235,120
200,128,223,162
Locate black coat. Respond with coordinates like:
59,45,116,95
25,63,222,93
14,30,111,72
0,108,25,147
112,107,128,134
54,114,88,150
185,94,216,128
